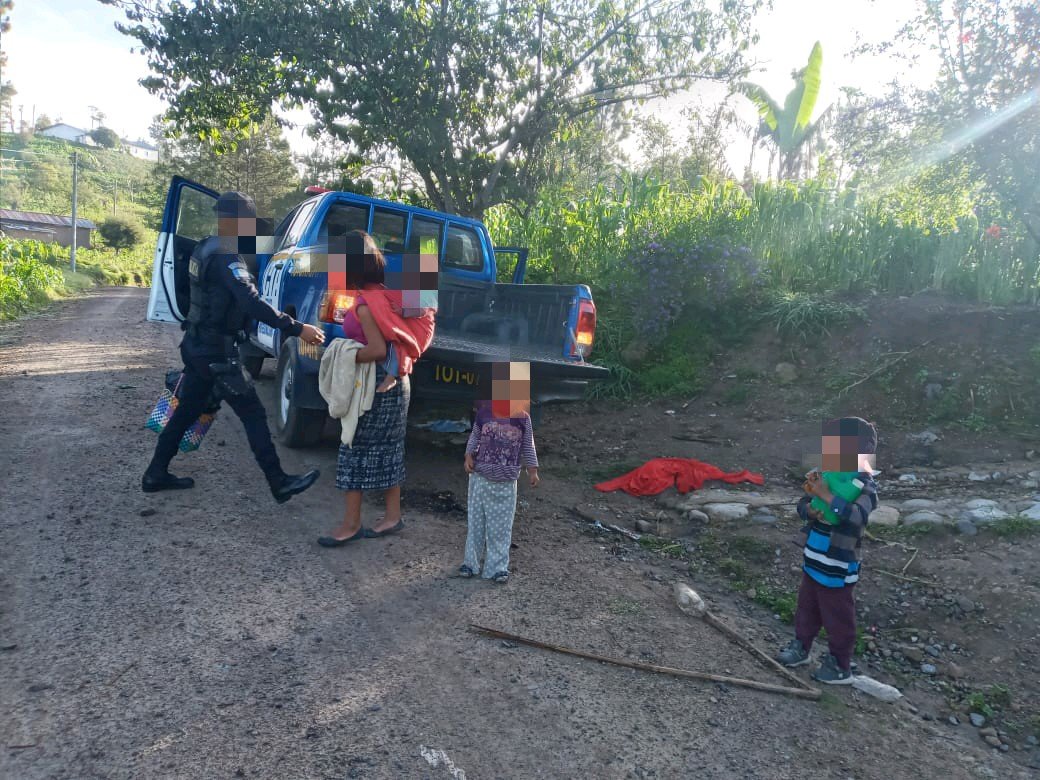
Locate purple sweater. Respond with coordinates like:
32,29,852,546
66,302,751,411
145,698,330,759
465,413,538,482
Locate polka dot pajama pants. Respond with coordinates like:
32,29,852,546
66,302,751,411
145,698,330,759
463,473,518,578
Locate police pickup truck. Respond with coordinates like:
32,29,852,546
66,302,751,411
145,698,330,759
147,177,607,446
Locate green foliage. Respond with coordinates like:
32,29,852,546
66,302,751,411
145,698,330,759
109,0,760,217
98,216,145,252
90,127,121,149
764,291,865,341
964,684,1012,719
637,537,686,558
0,234,65,319
752,585,798,623
986,517,1040,538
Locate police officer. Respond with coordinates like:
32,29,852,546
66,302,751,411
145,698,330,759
142,191,326,503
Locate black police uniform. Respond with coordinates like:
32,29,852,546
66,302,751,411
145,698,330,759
143,234,316,499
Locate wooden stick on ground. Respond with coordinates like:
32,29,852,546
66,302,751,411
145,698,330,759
470,625,821,701
875,568,940,587
838,339,934,397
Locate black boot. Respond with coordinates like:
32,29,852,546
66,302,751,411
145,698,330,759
142,470,196,493
268,469,320,504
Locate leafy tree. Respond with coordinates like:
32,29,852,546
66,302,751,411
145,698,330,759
99,215,145,251
739,42,828,180
154,116,302,219
90,126,121,148
888,1,1040,245
34,113,52,132
103,0,761,217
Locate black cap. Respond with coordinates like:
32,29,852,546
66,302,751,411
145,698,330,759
213,191,257,218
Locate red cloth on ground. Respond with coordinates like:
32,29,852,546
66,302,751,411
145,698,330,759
360,289,436,376
594,457,764,496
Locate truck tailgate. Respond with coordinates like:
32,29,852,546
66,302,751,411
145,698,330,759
423,333,609,380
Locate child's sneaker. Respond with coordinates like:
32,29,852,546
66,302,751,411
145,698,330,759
458,565,475,579
776,639,810,667
491,571,509,584
811,654,854,685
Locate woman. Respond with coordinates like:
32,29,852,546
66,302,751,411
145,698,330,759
318,231,411,546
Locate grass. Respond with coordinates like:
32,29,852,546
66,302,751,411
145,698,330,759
638,537,686,558
986,517,1040,538
763,291,866,341
607,597,644,616
963,684,1012,719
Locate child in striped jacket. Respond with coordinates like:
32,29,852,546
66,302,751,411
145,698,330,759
776,417,879,684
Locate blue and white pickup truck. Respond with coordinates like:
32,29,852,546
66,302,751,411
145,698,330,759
147,177,607,446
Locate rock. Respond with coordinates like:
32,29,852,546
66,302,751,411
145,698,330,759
635,519,655,534
946,662,965,679
903,646,924,663
751,511,777,525
870,506,901,526
1020,503,1040,521
963,505,1011,524
902,499,938,510
984,735,1002,748
1022,480,1039,490
908,431,941,446
948,715,960,726
684,509,710,523
926,645,941,658
702,503,750,522
774,362,798,384
904,510,945,526
979,727,998,738
921,663,937,675
1027,735,1039,747
964,498,999,508
968,471,992,482
139,508,157,517
1029,470,1040,480
957,596,976,613
924,383,943,400
969,712,986,727
745,588,757,599
956,519,978,536
898,474,919,484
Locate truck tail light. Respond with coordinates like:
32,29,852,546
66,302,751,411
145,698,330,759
320,290,356,323
571,299,597,359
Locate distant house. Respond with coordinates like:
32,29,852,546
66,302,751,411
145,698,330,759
36,123,97,147
122,138,159,163
0,209,97,249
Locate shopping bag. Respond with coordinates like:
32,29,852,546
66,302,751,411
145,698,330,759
145,373,217,452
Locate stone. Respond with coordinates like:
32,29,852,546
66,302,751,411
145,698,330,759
902,498,939,510
751,513,778,525
904,510,945,526
946,663,965,679
969,712,986,728
956,519,978,536
1029,470,1040,480
702,503,750,522
979,727,997,738
963,505,1011,524
926,645,941,658
984,736,1002,748
1021,480,1039,490
968,472,992,482
1027,736,1038,747
903,646,924,663
745,588,757,599
957,596,976,613
870,506,900,526
963,498,998,509
774,362,798,384
1020,503,1040,521
635,520,655,534
921,663,937,675
948,715,960,726
898,474,919,484
684,509,710,524
139,508,157,517
924,383,944,400
908,431,941,446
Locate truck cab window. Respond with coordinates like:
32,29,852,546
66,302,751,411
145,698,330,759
408,217,444,256
444,225,483,270
319,202,370,241
278,200,318,251
371,208,407,253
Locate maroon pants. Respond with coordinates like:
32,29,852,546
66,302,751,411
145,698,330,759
794,572,856,670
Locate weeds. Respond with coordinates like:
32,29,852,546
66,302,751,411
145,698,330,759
638,537,686,558
607,597,643,616
764,291,866,341
986,517,1040,538
963,684,1012,719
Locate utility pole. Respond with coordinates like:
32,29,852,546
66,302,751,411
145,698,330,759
70,151,79,273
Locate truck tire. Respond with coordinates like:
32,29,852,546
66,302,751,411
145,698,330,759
274,337,326,448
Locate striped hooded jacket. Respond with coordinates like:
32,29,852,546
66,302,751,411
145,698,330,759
796,473,878,588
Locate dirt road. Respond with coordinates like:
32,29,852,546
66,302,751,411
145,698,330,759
0,289,1027,779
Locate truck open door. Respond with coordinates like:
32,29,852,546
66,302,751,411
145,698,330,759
146,176,220,323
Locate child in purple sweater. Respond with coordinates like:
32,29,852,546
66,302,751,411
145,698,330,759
459,362,539,584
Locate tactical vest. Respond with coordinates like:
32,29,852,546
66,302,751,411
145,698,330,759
186,236,246,342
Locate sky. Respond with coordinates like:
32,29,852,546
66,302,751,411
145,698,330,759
4,0,937,163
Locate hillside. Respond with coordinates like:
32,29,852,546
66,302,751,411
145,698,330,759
0,132,163,230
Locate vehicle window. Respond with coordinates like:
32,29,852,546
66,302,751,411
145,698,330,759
175,186,217,241
319,202,370,241
407,217,443,256
371,208,407,253
444,224,484,270
279,199,318,250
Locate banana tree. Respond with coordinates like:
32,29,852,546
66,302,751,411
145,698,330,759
740,42,828,180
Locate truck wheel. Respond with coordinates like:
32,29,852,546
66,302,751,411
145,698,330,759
274,338,325,448
241,354,265,380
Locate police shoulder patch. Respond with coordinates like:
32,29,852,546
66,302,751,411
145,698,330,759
228,260,253,282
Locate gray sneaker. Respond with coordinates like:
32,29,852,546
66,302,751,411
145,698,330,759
812,654,854,685
776,639,810,667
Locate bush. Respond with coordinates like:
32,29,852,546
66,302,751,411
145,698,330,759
0,234,65,319
99,216,145,252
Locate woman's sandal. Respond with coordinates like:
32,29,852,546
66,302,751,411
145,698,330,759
362,518,404,538
317,527,366,547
